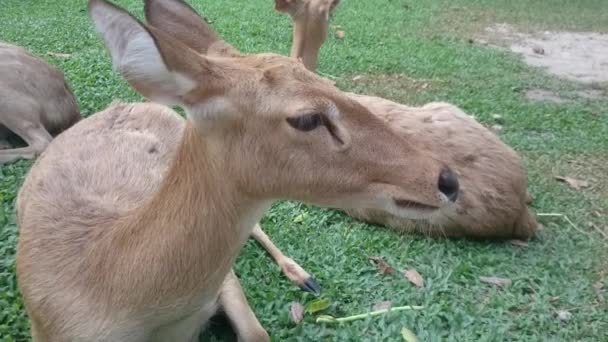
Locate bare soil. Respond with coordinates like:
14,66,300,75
483,24,608,85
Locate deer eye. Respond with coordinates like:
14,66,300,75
286,113,323,132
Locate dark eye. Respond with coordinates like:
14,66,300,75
286,113,323,132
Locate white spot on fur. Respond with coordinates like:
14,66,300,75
326,103,340,119
188,97,236,123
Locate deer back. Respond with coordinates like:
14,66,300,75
0,42,80,135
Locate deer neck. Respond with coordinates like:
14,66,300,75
102,121,270,301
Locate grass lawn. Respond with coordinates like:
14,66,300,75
1,0,607,340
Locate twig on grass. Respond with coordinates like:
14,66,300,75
537,212,607,241
316,305,424,324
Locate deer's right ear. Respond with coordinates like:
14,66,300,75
89,0,202,105
275,0,297,14
144,0,241,57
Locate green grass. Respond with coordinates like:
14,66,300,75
1,0,608,341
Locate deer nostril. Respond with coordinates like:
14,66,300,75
438,168,459,202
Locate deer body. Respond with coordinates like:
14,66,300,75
18,102,268,341
275,0,537,239
244,0,539,293
343,94,537,238
17,0,456,340
0,43,80,163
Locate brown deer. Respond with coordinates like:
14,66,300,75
244,0,539,292
15,0,459,340
0,43,80,164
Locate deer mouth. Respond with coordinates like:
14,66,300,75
393,198,439,211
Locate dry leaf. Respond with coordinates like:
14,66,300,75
404,269,424,288
290,302,305,324
556,310,572,322
532,46,545,55
401,327,418,342
47,52,71,58
479,276,512,288
492,114,504,124
352,75,364,81
368,256,395,275
335,30,346,39
490,124,503,132
372,301,392,311
555,176,590,190
305,298,331,314
509,239,529,247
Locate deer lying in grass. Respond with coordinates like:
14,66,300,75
243,0,539,292
16,0,461,340
0,43,80,164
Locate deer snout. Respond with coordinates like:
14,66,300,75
438,168,459,202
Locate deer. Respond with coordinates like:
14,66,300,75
238,0,540,293
0,42,80,164
15,0,461,340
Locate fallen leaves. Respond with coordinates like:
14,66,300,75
335,30,346,39
369,256,395,275
509,239,529,247
492,114,505,124
290,302,305,324
479,276,512,288
372,301,392,311
404,269,424,288
555,176,590,190
556,310,572,322
532,45,545,55
290,298,331,324
368,257,425,289
401,327,418,342
490,124,503,133
305,298,331,314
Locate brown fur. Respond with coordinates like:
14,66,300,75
0,42,80,164
275,0,538,239
16,0,456,340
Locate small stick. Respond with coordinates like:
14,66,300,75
316,305,424,324
537,213,598,240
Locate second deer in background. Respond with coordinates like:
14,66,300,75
250,0,539,292
0,43,80,164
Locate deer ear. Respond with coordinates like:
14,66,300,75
89,0,204,105
144,0,241,57
275,0,299,15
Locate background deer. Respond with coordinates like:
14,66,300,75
16,0,459,340
0,43,80,164
245,0,539,292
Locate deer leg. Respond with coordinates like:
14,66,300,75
0,110,52,164
251,224,320,294
219,269,270,342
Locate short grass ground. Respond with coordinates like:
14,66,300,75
1,0,607,341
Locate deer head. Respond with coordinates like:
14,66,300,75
89,0,458,219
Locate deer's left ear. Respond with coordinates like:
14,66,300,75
144,0,241,57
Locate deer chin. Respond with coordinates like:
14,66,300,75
387,197,441,220
317,187,444,221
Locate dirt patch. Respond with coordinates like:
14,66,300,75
526,89,568,103
482,24,608,84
